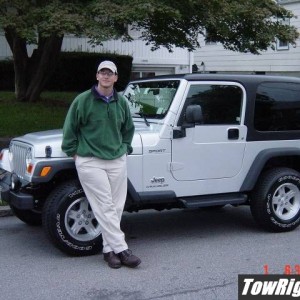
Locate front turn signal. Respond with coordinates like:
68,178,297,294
26,163,34,174
40,166,51,177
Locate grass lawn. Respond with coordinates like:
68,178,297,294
0,91,78,206
0,91,77,137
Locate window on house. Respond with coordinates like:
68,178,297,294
276,18,290,50
277,39,289,50
130,72,155,80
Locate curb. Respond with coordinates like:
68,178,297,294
0,206,13,217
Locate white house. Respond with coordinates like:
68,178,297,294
193,0,300,77
0,27,192,79
60,33,193,78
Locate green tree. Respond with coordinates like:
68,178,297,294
0,0,298,102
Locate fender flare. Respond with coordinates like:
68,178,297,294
240,147,300,192
32,159,76,182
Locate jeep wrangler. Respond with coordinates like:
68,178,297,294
1,74,300,256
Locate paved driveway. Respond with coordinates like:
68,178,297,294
1,206,299,300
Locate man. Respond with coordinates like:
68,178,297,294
62,60,141,269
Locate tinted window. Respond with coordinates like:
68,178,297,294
254,82,300,131
179,84,243,125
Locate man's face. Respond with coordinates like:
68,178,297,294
96,68,118,89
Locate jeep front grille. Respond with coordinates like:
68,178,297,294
10,142,30,178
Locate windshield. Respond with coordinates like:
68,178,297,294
123,80,180,119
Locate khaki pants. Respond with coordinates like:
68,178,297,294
75,155,128,254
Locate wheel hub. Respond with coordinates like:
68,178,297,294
77,210,89,223
64,197,102,242
273,183,300,221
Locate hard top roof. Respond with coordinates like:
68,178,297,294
132,73,300,84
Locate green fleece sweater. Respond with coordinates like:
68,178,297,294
62,87,134,160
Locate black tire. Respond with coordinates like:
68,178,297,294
42,180,103,256
250,167,300,232
10,206,42,226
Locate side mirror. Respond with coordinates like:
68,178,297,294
173,104,203,139
185,104,203,125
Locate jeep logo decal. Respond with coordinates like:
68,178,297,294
151,177,165,184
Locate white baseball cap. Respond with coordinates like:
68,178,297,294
97,60,118,74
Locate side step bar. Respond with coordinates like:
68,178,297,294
179,193,248,209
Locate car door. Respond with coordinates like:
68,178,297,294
171,81,247,181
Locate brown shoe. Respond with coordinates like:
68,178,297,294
118,249,141,268
103,251,122,269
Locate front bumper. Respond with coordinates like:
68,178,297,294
0,171,34,210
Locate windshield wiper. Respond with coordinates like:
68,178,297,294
138,112,150,127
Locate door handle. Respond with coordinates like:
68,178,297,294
228,128,239,140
